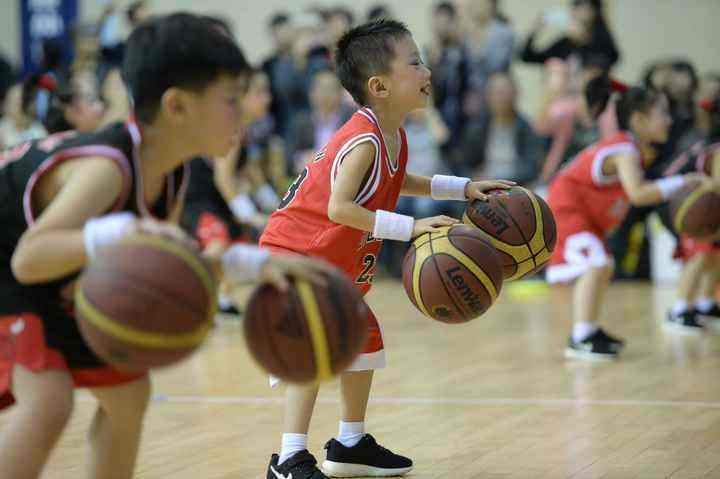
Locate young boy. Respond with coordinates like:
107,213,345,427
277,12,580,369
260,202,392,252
0,13,324,479
260,19,512,479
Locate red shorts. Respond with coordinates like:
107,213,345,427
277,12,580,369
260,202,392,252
262,245,385,370
0,314,145,410
546,209,613,283
674,235,720,261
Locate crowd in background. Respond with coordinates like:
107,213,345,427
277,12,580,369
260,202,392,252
0,0,719,279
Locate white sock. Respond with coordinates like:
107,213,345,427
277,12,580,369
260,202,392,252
336,421,365,448
672,300,690,316
695,297,716,313
572,322,598,343
278,433,307,465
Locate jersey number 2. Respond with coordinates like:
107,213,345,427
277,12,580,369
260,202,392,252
278,167,308,209
356,254,376,284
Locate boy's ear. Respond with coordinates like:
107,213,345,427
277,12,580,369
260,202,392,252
367,75,390,100
159,87,190,123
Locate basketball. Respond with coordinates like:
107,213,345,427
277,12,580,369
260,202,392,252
669,181,720,238
243,266,369,383
75,234,217,371
463,186,557,281
401,224,503,324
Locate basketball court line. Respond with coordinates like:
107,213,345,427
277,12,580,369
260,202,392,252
77,394,720,409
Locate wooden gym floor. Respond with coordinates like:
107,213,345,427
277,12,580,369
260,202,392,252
9,280,720,478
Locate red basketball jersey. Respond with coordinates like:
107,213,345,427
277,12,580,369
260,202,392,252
260,107,408,294
548,132,643,236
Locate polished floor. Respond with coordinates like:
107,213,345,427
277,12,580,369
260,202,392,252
9,280,720,478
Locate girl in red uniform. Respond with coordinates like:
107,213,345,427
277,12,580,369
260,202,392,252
547,76,703,360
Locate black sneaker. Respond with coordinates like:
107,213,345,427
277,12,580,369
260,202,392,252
321,434,412,477
664,309,704,335
565,328,624,361
267,450,328,479
697,304,720,330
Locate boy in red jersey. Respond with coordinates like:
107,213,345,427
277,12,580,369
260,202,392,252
260,19,513,479
547,76,705,360
663,97,720,332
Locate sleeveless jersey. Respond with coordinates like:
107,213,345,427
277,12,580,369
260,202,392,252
260,107,408,294
0,122,188,315
548,131,644,236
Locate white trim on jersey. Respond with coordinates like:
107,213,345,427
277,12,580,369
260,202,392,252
23,145,133,226
330,133,383,205
360,107,400,177
590,142,639,186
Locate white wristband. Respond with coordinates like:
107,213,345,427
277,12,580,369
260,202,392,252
431,175,470,201
229,194,258,222
221,244,271,282
656,175,686,200
373,210,414,242
254,183,280,212
83,212,136,259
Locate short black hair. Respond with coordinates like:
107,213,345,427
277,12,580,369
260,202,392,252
335,19,411,106
268,12,290,29
122,13,250,124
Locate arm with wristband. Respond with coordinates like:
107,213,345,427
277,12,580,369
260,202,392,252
615,154,698,206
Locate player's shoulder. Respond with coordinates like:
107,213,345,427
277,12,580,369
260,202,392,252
325,108,381,153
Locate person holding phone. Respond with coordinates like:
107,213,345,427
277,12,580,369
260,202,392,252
520,0,620,70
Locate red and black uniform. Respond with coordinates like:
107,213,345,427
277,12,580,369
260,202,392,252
0,122,187,407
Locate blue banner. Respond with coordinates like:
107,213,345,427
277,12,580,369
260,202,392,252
20,0,78,75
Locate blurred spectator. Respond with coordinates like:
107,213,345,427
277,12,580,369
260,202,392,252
697,72,720,136
242,70,287,211
324,7,354,49
100,68,129,126
262,12,330,138
367,4,393,22
0,84,46,149
426,1,467,165
666,60,699,154
520,0,619,71
288,69,354,173
488,0,511,24
0,52,15,111
461,72,543,184
535,58,617,182
460,0,515,118
97,0,152,83
642,59,673,91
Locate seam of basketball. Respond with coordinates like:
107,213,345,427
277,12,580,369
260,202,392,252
496,196,536,269
429,234,465,320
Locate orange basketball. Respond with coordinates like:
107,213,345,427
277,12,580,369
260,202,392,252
75,235,217,371
401,225,503,323
463,186,556,280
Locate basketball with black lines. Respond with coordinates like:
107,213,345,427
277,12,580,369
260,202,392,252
463,186,557,281
75,234,217,371
401,225,503,323
668,181,720,238
243,266,368,383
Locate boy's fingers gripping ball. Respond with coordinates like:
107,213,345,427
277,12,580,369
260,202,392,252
402,224,504,323
75,234,217,371
463,186,557,281
244,265,369,383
